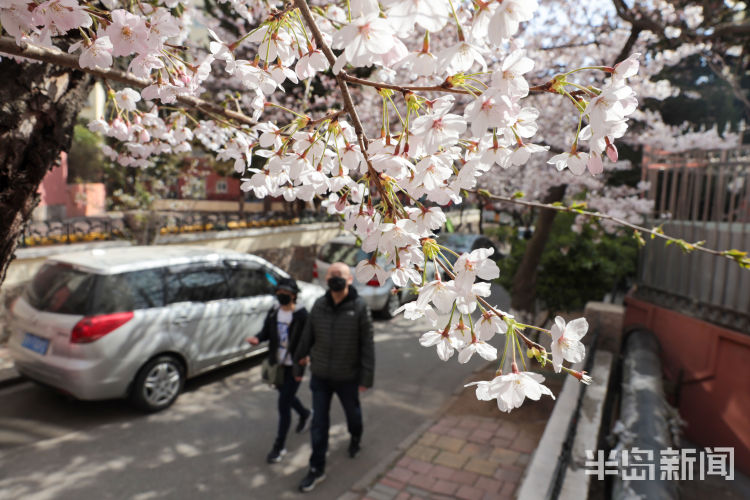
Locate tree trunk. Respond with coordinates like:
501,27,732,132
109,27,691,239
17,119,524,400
510,184,567,312
0,60,93,285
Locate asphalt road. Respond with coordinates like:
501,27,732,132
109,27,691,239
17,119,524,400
0,284,510,500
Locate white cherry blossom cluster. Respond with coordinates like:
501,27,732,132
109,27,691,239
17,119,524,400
0,0,659,410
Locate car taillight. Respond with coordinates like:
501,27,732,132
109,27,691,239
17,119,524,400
366,278,380,287
71,312,134,344
313,262,318,278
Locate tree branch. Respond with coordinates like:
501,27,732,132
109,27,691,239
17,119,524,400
473,189,750,268
292,0,394,208
0,36,257,126
342,73,472,95
614,26,641,65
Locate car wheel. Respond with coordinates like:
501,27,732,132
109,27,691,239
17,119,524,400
130,355,184,412
380,291,401,319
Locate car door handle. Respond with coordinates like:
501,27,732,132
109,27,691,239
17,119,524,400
173,315,191,324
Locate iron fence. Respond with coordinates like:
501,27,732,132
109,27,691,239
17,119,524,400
637,146,750,333
19,217,127,247
156,210,333,235
19,210,336,248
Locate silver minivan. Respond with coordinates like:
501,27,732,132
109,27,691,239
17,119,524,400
8,246,323,411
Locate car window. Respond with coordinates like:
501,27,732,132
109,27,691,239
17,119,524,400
24,263,97,315
472,238,492,250
165,267,230,304
225,261,281,298
436,234,474,254
318,242,369,267
91,269,165,313
318,241,392,268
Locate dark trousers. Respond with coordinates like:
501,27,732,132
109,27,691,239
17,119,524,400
273,366,309,450
309,374,362,472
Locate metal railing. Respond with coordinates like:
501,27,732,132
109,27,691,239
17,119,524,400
637,146,750,333
19,217,127,247
18,210,336,248
156,210,334,235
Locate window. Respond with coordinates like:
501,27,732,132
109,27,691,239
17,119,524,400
165,266,231,304
25,263,97,315
91,269,165,313
318,242,369,267
225,262,281,298
215,179,228,194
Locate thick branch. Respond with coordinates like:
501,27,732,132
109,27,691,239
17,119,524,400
0,36,257,126
706,56,750,122
614,27,642,65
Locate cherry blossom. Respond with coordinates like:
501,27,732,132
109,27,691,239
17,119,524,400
476,310,509,341
410,97,467,155
466,371,555,413
332,13,396,72
453,248,500,293
77,36,114,70
1,0,703,412
489,0,539,45
419,328,459,362
114,88,141,112
31,0,91,35
386,0,450,34
550,316,589,373
458,339,498,364
105,9,149,57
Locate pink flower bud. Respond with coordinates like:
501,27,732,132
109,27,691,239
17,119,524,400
606,142,618,162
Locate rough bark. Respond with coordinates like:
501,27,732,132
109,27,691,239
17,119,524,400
510,184,567,312
0,59,93,285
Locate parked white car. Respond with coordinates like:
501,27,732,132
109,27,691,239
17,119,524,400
8,246,324,411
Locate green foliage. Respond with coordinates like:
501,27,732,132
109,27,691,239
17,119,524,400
484,224,514,243
68,124,104,183
102,152,187,211
499,213,638,313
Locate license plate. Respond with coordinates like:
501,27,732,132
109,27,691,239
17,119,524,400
21,333,49,355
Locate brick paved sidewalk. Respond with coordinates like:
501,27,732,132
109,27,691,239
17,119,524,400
360,414,538,500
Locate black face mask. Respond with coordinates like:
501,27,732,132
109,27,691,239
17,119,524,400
327,277,347,292
277,293,293,305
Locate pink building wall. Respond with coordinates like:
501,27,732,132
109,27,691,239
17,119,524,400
36,152,106,219
38,152,69,207
66,183,106,217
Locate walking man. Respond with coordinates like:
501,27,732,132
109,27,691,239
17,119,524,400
293,262,375,493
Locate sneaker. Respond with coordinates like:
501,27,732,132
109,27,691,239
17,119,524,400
348,436,361,458
266,446,287,464
298,468,326,492
296,410,312,433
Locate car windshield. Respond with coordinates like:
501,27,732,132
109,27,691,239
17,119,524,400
318,242,369,267
24,263,97,314
436,234,476,254
435,234,477,265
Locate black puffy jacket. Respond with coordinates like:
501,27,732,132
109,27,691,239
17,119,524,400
293,287,375,387
256,306,309,368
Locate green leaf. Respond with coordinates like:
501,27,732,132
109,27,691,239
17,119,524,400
445,217,455,233
633,230,646,248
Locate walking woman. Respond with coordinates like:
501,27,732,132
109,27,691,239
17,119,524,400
247,277,312,463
